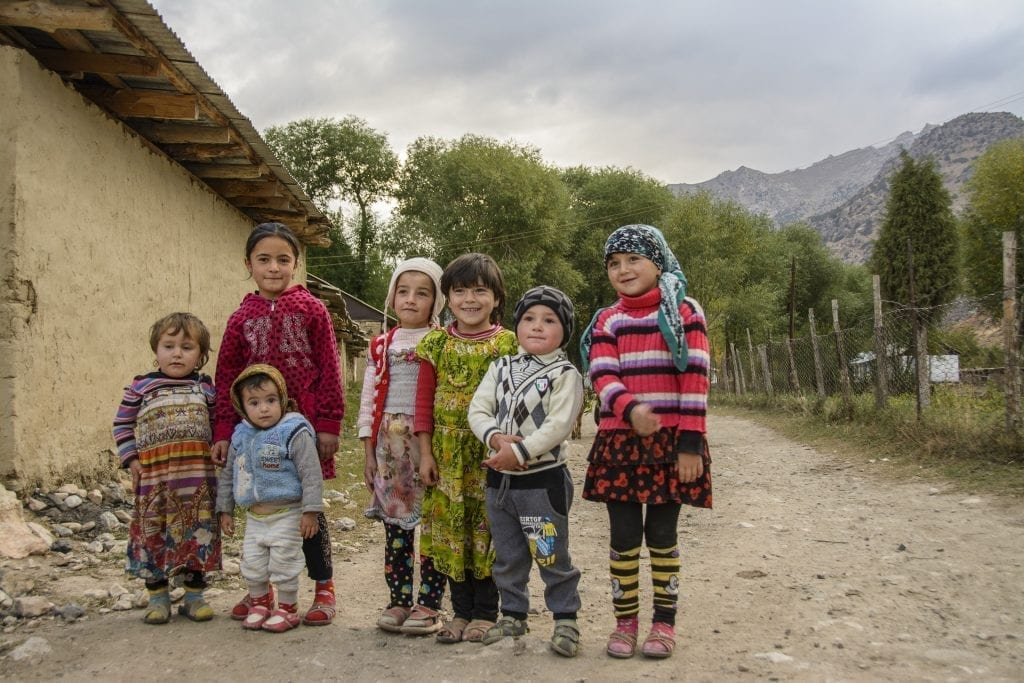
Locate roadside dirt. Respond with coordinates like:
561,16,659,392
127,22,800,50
2,414,1022,682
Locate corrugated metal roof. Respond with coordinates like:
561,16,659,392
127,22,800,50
0,0,329,245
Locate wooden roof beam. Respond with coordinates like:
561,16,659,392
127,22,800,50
29,48,160,77
79,86,198,120
133,122,231,144
0,1,114,33
163,143,247,161
185,163,268,180
231,196,296,210
206,179,283,198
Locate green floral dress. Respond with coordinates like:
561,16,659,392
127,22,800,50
417,327,518,581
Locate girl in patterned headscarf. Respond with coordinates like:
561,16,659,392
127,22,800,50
579,224,713,661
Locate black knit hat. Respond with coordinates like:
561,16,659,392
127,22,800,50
513,286,575,348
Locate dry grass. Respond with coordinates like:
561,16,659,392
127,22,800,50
713,386,1024,499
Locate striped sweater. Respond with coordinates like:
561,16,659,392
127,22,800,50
588,287,709,454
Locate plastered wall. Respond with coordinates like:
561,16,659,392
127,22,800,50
0,47,280,486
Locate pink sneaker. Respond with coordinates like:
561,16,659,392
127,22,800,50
641,621,676,658
606,616,639,659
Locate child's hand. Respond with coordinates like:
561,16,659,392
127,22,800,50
210,440,229,466
316,433,339,462
299,512,319,539
219,512,234,537
362,440,377,493
419,452,438,487
629,404,661,437
677,452,704,483
483,445,525,472
127,458,142,491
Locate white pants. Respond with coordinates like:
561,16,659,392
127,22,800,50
241,507,304,604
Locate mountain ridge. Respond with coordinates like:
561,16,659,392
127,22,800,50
669,112,1024,263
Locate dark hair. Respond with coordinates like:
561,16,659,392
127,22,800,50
148,312,211,370
233,373,281,402
441,253,506,323
245,222,302,261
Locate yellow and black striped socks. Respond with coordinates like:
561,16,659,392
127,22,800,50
609,545,641,618
650,544,680,623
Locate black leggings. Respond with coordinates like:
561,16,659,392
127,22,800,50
607,501,682,550
302,512,333,581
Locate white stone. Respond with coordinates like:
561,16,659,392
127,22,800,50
337,517,357,531
63,494,84,509
111,595,134,611
737,522,755,528
84,541,104,554
9,636,52,662
114,510,133,524
63,522,82,532
959,497,983,506
83,589,108,600
754,651,794,664
222,559,241,574
57,484,80,495
98,511,120,531
108,584,128,597
25,498,48,512
14,596,53,618
87,489,104,505
170,587,185,602
0,487,51,559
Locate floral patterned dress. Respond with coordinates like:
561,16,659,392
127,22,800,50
113,372,221,581
416,327,518,582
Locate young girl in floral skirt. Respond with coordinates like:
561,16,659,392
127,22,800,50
357,257,447,633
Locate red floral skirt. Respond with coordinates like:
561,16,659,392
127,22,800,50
582,429,712,508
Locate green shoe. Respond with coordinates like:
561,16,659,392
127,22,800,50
481,615,528,645
143,590,171,625
550,619,581,657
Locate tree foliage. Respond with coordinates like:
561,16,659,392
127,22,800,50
264,116,398,298
961,138,1024,317
392,135,577,320
869,150,958,322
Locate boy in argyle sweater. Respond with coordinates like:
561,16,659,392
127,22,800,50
468,286,585,657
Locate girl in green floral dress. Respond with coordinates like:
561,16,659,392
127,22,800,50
407,253,518,644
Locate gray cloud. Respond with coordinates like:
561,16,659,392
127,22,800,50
152,0,1024,183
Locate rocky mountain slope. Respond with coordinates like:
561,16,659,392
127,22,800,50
670,112,1024,263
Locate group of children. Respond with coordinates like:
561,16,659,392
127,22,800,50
113,221,712,660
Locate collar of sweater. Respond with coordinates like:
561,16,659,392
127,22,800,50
619,287,661,309
514,348,567,364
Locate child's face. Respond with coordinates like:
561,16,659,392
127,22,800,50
246,235,298,300
447,281,497,334
240,382,284,429
516,304,563,355
607,252,661,298
155,330,202,379
393,270,435,329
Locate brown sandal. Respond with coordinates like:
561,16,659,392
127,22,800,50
436,617,469,644
462,618,495,642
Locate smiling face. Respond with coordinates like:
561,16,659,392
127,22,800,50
246,235,298,300
447,281,497,334
516,304,563,355
240,381,284,429
155,330,202,379
606,252,661,298
392,270,435,329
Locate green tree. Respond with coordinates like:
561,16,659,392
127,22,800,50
961,138,1024,317
391,134,577,320
265,116,398,298
559,166,675,356
869,150,958,323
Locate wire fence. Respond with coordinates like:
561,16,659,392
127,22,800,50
712,283,1020,442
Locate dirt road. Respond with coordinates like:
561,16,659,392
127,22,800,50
2,414,1022,682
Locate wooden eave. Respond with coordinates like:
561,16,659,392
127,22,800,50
0,0,329,246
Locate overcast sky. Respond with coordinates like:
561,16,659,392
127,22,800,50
150,0,1024,185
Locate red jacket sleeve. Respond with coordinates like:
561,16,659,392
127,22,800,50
212,314,248,443
413,361,436,435
309,301,344,436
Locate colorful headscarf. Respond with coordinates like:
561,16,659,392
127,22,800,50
579,224,689,372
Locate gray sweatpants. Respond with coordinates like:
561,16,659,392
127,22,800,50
485,469,582,617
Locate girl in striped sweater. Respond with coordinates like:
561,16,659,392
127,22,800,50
579,224,712,660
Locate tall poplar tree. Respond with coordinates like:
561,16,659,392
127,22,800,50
869,150,958,323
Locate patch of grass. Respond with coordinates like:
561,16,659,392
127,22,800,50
714,387,1024,499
